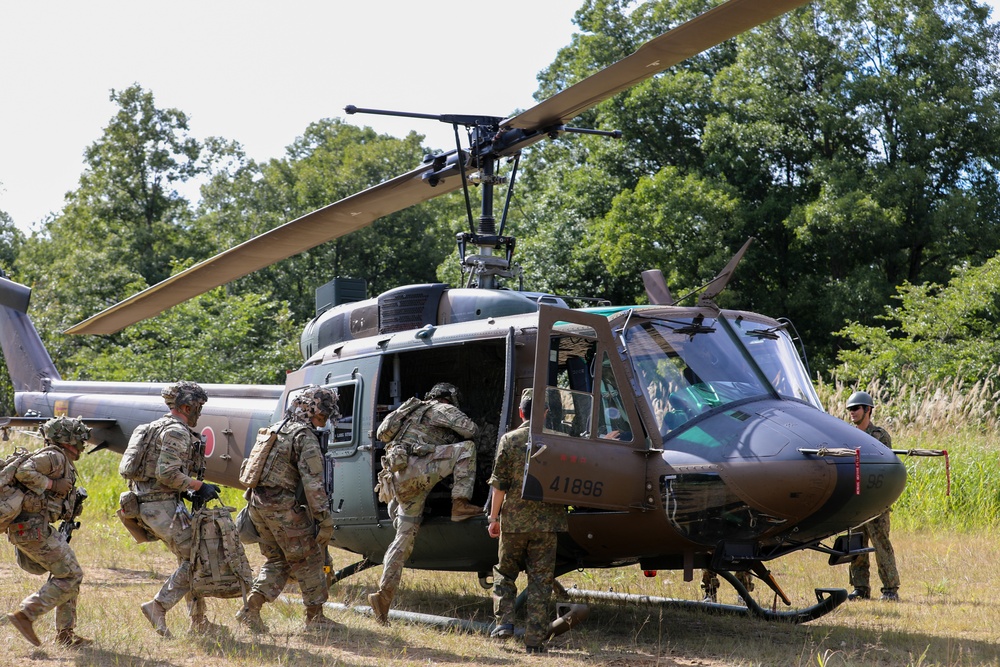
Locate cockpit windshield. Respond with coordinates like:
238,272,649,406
625,314,821,438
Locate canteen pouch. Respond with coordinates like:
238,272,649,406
384,443,409,473
235,504,260,544
118,490,140,519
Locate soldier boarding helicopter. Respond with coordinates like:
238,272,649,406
1,0,905,624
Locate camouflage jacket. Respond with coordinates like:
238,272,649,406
865,422,892,449
487,420,568,534
256,418,330,519
132,415,204,495
15,445,77,522
381,399,478,449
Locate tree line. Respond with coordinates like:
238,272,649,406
3,0,1000,409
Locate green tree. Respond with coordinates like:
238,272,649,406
836,251,1000,384
196,119,463,321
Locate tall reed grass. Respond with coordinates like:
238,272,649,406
817,375,1000,531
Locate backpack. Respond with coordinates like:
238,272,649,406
238,426,279,488
189,503,254,600
0,447,32,532
376,396,427,443
119,419,165,481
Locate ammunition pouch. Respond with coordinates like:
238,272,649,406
116,508,156,543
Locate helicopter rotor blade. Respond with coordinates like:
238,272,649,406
66,158,468,335
503,0,810,133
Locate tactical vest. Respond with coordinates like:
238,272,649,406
257,421,314,492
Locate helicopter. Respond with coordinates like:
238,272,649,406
0,0,906,624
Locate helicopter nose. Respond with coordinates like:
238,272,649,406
718,401,907,540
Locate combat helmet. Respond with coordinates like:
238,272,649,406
162,381,208,409
426,382,462,409
846,390,875,409
292,386,340,422
40,416,90,449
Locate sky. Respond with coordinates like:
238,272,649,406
0,0,583,234
3,1,999,236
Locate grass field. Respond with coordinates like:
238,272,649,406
2,380,999,666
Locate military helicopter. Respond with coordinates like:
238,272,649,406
1,0,906,624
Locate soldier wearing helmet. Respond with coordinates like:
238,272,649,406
126,381,225,637
237,385,340,634
6,416,91,648
368,382,480,626
845,389,900,602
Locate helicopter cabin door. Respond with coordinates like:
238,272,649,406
525,304,649,510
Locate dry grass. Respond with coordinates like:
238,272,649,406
1,523,999,666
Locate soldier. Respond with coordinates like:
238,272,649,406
236,386,339,633
126,381,223,637
845,390,900,602
368,382,481,625
6,416,91,648
487,388,567,654
700,569,755,603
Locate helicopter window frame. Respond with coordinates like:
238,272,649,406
281,379,362,450
544,330,636,444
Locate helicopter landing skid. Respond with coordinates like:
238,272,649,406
558,574,847,624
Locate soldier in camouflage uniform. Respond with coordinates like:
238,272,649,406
700,569,755,603
487,388,567,654
236,386,339,634
845,390,900,602
127,381,224,638
368,382,481,625
6,417,91,648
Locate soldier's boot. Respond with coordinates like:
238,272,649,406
8,611,41,647
879,588,900,602
304,605,340,632
451,498,481,522
235,592,268,634
847,587,871,601
701,581,718,604
189,614,228,636
140,599,172,638
368,589,392,626
56,629,93,648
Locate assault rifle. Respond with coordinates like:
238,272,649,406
58,487,87,543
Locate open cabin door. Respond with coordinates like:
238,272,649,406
525,305,650,510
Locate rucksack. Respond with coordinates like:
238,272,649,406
375,396,428,443
189,503,254,600
238,425,280,488
119,419,166,481
0,447,33,531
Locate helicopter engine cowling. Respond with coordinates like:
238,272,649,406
300,284,556,357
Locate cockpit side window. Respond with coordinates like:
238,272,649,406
544,332,634,442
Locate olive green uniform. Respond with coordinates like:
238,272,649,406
849,423,900,595
488,419,568,648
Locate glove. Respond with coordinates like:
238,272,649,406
51,478,73,496
315,513,335,546
195,483,221,502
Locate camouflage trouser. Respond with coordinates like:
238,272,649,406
138,499,205,616
701,569,754,598
7,517,83,630
248,498,327,607
494,530,558,648
850,510,900,592
378,441,476,597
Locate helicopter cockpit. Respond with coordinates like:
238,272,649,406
625,313,822,441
